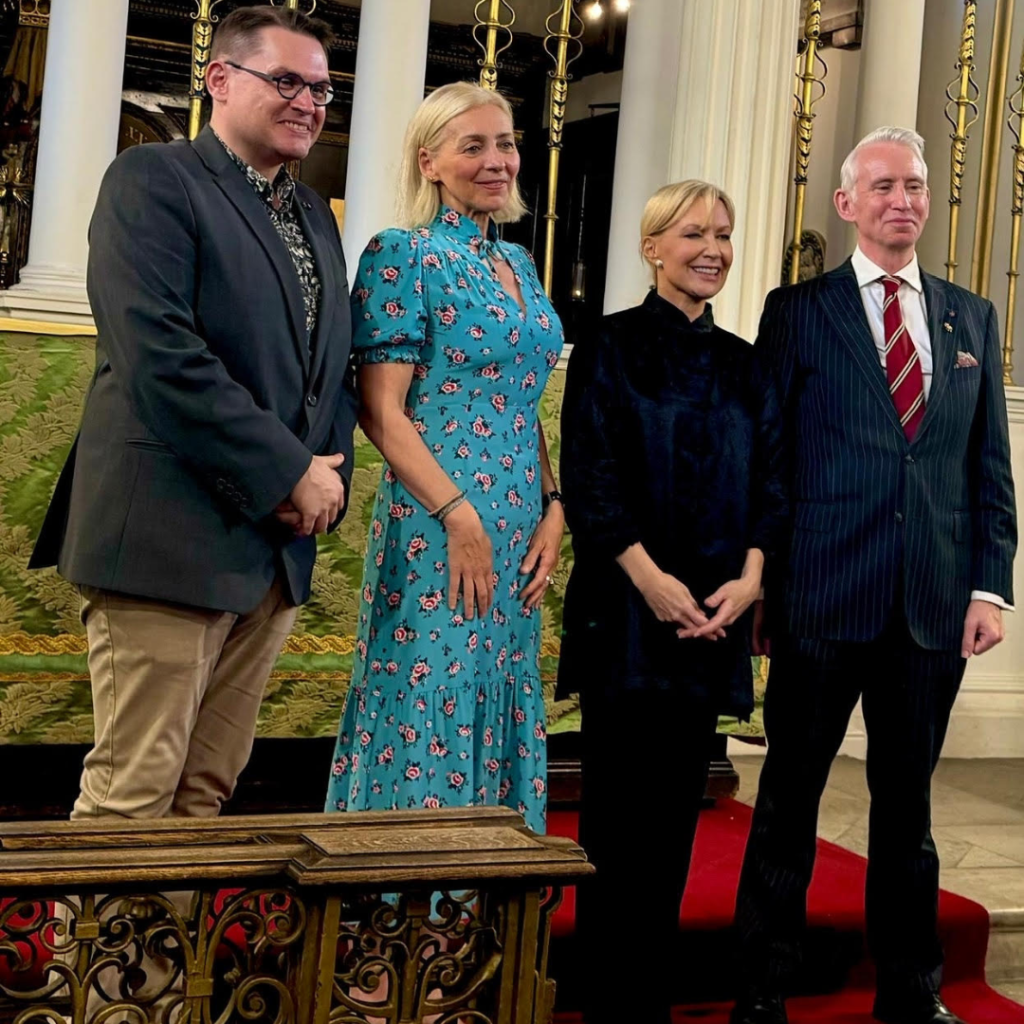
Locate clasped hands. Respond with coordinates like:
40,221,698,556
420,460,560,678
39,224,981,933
274,452,347,537
641,569,761,643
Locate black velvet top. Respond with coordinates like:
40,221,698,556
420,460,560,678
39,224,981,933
556,291,789,717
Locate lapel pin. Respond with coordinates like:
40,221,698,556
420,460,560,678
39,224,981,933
943,322,953,332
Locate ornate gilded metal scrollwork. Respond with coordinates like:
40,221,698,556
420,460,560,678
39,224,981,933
187,0,225,141
0,144,32,211
969,0,1014,298
1004,37,1024,386
788,0,827,286
473,0,516,92
944,0,980,284
325,890,502,1023
0,886,563,1024
0,810,588,1024
0,144,34,289
541,0,584,296
0,888,307,1024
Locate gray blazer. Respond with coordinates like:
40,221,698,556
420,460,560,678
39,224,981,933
30,126,358,614
760,259,1016,651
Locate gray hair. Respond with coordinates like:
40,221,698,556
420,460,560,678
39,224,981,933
839,126,928,192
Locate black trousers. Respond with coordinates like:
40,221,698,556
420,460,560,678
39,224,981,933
734,616,965,1000
577,686,720,1024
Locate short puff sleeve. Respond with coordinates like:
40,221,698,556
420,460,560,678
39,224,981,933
349,227,429,365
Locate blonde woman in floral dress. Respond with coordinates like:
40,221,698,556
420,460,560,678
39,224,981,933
325,83,564,833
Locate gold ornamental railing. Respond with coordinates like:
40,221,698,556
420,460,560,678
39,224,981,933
187,0,223,141
942,0,1022,384
474,0,515,91
1004,33,1024,386
968,0,1014,299
944,0,979,284
0,807,589,1024
787,0,827,285
540,1,584,296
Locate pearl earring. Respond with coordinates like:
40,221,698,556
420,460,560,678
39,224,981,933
655,258,664,269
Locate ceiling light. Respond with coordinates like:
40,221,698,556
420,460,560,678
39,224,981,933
585,1,604,21
613,0,630,10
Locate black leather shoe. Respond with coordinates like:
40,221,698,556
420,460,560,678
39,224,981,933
729,991,788,1024
873,993,967,1024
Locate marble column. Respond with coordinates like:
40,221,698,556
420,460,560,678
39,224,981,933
854,0,927,141
667,0,801,341
341,0,430,283
602,0,685,315
1,0,129,326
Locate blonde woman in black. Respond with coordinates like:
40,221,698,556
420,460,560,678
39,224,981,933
559,180,788,1024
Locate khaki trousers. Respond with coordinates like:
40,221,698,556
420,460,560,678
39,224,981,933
73,580,298,820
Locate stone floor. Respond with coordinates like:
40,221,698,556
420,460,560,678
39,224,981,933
732,754,1024,1006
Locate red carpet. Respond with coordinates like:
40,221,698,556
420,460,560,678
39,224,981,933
548,800,1024,1023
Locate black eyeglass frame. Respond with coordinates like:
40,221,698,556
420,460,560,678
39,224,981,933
224,61,334,106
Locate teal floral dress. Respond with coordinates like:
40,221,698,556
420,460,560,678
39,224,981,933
325,207,563,833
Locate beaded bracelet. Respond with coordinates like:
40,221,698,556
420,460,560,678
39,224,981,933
430,490,467,524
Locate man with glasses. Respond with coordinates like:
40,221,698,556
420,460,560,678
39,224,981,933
31,6,357,823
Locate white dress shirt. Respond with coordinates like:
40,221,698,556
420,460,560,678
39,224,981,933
851,246,1012,613
851,246,933,400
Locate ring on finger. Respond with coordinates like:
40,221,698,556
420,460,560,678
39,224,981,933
544,574,553,585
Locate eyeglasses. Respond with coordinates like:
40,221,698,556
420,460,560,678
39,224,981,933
225,61,334,106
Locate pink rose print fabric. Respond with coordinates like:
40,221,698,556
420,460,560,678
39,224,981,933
325,208,563,833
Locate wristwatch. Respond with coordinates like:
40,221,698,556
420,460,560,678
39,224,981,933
542,489,563,510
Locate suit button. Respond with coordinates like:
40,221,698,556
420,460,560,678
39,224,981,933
895,512,904,523
306,394,318,407
904,454,915,464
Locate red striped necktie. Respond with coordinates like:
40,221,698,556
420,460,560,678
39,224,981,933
881,275,925,441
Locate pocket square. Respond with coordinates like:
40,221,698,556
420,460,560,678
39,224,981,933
955,350,978,368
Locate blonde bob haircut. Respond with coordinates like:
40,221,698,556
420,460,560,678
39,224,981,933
397,81,528,229
639,179,736,285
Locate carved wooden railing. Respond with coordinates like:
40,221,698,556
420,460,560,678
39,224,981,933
0,807,590,1024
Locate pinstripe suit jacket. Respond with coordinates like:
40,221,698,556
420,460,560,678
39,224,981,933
760,257,1016,650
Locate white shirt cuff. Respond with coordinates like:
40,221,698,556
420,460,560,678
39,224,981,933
970,590,1015,612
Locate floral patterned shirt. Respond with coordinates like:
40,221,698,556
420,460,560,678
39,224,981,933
213,130,321,340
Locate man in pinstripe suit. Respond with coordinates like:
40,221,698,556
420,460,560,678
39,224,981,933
730,128,1016,1024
